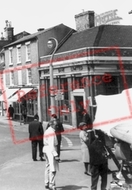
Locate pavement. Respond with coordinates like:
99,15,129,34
0,116,113,190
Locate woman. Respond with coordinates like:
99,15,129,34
79,122,91,176
43,120,59,190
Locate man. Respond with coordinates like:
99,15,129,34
8,104,14,120
81,109,92,130
47,114,64,160
28,114,44,161
89,130,108,190
43,120,59,190
21,104,27,124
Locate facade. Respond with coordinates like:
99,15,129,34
39,11,132,127
2,24,75,121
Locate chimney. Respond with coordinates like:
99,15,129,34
4,20,14,41
37,28,45,32
75,10,95,32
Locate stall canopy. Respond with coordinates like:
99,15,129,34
8,88,33,102
93,88,132,135
0,88,19,101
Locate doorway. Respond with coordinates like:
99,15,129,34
74,96,84,127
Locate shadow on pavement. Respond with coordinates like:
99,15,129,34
58,185,87,190
61,159,79,163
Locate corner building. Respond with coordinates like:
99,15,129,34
39,11,132,127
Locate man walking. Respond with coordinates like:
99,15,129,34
8,104,14,120
28,114,44,161
43,120,59,190
47,114,64,160
89,130,108,190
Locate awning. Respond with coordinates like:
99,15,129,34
0,88,19,101
8,88,33,102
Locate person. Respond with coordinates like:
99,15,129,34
47,114,64,160
89,130,108,190
28,114,44,161
21,104,27,124
43,120,59,190
79,122,91,176
81,109,92,130
8,104,14,120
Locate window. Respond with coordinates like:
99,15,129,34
9,47,13,65
18,70,22,85
27,68,32,84
25,42,31,62
10,71,14,86
17,45,21,64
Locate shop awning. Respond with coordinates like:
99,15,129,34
8,88,33,102
0,88,19,101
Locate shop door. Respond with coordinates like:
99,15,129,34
74,96,84,127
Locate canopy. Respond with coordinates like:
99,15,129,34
8,88,33,102
0,88,19,101
93,88,132,136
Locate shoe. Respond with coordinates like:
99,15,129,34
84,171,91,176
40,157,45,161
49,187,56,190
45,184,49,189
33,159,37,161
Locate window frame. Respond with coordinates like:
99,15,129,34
25,42,31,62
9,47,13,66
16,45,21,64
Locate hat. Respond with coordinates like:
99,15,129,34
51,114,57,119
79,122,87,127
34,114,39,120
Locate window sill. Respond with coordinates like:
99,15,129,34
25,60,31,63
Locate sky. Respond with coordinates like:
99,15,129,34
0,0,132,36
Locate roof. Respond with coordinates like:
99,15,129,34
57,25,132,53
4,24,66,48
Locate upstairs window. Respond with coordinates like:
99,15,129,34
18,70,22,85
9,47,13,66
10,71,14,86
27,68,32,84
25,42,31,62
17,45,21,64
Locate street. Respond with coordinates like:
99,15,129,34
0,116,113,190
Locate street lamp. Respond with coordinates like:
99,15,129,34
47,37,58,115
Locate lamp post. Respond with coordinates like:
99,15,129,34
47,37,58,115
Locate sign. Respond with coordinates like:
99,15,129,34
95,9,122,26
55,90,64,101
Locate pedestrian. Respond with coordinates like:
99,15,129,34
47,114,64,161
8,104,14,120
43,120,60,190
28,114,44,161
21,104,27,124
81,109,92,130
89,130,108,190
79,122,91,176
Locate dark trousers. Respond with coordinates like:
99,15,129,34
91,163,107,190
31,139,43,160
57,135,62,157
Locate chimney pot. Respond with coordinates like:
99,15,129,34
37,28,45,32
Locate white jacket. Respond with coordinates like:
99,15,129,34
43,127,59,171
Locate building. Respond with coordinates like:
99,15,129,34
39,11,132,127
2,24,75,121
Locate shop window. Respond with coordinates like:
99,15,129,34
104,76,118,95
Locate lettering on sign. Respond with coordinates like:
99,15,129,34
95,9,122,26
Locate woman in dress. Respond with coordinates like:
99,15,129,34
79,122,91,176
